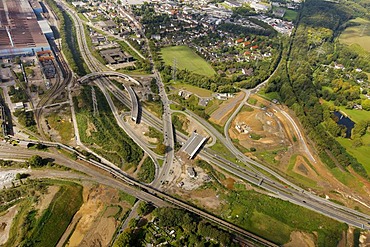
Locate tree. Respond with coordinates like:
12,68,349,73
28,155,43,167
137,201,152,216
362,99,370,111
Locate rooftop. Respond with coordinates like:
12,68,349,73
0,0,49,54
181,132,207,159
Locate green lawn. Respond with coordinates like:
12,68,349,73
337,136,370,175
284,9,298,21
339,18,370,52
160,46,216,77
172,83,213,97
322,100,370,124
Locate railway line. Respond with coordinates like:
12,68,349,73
102,79,370,229
42,0,370,244
7,136,277,247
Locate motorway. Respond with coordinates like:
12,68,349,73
41,1,283,244
22,0,370,241
89,69,370,229
0,139,278,247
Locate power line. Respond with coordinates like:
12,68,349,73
91,86,99,117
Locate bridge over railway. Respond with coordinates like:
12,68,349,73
77,71,141,86
77,72,140,123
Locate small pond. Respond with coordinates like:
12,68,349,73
333,111,355,138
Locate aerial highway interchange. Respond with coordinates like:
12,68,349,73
1,0,370,245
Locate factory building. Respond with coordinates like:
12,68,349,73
38,20,54,39
29,0,43,17
0,0,50,58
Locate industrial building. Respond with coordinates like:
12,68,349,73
29,0,43,17
38,20,54,39
99,48,134,64
0,0,51,58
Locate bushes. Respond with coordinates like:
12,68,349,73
137,157,155,183
75,86,144,165
44,0,88,76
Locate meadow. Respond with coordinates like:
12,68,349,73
339,18,370,52
160,46,215,77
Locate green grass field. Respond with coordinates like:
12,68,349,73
337,136,370,175
160,46,215,77
30,182,83,247
322,101,370,175
284,9,298,21
339,18,370,52
172,83,213,97
222,184,347,245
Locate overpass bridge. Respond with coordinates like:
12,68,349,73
77,71,141,86
77,72,140,123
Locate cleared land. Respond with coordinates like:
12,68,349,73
61,183,134,247
160,46,215,77
210,92,245,126
339,18,370,52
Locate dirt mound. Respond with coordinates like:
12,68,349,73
62,183,130,247
284,231,315,247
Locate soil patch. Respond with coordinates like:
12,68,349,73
292,156,318,180
34,186,60,216
284,231,315,247
63,182,129,247
222,177,235,190
0,205,18,245
229,105,289,151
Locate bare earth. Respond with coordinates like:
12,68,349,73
229,106,289,151
284,231,315,247
210,92,245,125
0,205,18,245
62,182,130,247
34,186,60,216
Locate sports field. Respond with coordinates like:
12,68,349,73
339,18,370,52
160,46,215,77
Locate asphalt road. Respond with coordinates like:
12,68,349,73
0,143,169,207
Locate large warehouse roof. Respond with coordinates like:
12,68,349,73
0,0,49,57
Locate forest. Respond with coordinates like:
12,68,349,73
266,0,369,177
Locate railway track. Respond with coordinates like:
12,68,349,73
33,43,72,139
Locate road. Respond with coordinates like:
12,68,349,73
36,0,370,234
0,141,277,247
0,143,169,207
56,0,162,180
118,7,176,188
90,67,370,229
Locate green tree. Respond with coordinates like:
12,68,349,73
28,155,44,167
